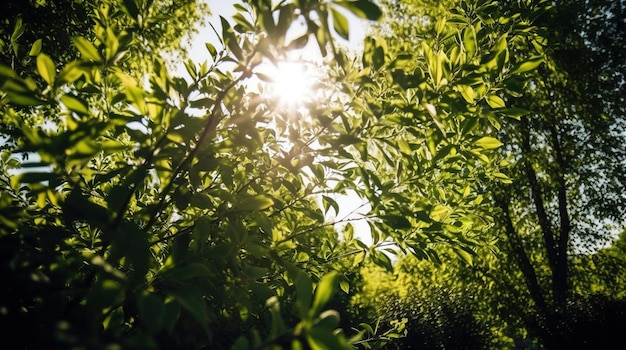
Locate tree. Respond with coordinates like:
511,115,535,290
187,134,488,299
0,0,206,67
0,0,209,151
0,0,544,348
493,0,626,346
357,0,626,348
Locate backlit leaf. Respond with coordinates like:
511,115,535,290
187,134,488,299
499,107,530,120
29,39,42,56
510,57,543,75
36,54,56,85
331,8,350,40
72,37,101,62
486,94,505,109
430,204,451,222
474,136,502,149
60,94,89,115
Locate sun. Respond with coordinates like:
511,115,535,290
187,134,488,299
263,60,319,111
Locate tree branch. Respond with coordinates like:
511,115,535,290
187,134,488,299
520,118,558,274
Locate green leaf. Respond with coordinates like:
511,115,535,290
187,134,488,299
499,107,530,120
124,85,147,113
457,84,475,103
287,34,310,50
486,94,505,109
382,215,412,229
296,271,313,319
432,144,454,163
359,322,374,335
29,39,42,56
510,57,543,75
11,15,24,57
339,278,349,293
276,4,295,39
311,271,339,317
60,94,90,115
371,250,393,271
72,37,101,62
474,136,502,149
221,16,243,60
17,172,56,184
114,222,150,278
58,61,84,84
334,0,382,20
205,42,217,58
138,291,165,333
331,8,350,40
430,204,451,222
336,134,361,145
7,92,45,106
0,64,17,78
122,0,139,19
307,324,349,350
170,289,210,334
462,27,476,56
455,247,475,266
236,194,274,212
322,195,339,215
492,172,513,184
36,54,56,85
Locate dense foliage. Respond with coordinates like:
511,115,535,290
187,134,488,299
0,0,562,348
348,0,626,349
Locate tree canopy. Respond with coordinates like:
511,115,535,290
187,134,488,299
2,0,620,349
347,0,626,348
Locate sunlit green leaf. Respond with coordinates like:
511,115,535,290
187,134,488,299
29,39,42,56
486,94,505,109
307,323,349,350
457,84,475,103
499,107,530,120
60,94,89,115
58,61,84,84
72,37,101,62
430,204,451,222
474,136,502,149
462,27,475,55
510,57,543,75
